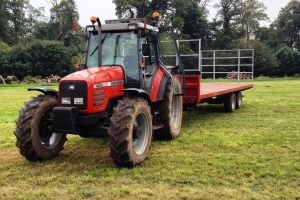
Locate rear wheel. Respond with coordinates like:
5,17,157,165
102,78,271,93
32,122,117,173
235,91,242,109
224,93,236,112
14,95,67,160
108,97,153,167
154,77,182,139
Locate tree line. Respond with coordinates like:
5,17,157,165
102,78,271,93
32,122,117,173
1,0,300,80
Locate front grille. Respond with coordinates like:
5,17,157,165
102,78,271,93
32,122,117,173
53,107,77,130
59,81,87,110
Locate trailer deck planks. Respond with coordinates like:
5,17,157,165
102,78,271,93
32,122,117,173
199,83,253,101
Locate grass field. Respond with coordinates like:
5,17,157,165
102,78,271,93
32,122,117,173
0,79,300,200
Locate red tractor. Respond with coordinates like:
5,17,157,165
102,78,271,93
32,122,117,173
14,13,185,167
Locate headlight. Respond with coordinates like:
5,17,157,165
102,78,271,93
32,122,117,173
61,97,71,104
74,98,84,105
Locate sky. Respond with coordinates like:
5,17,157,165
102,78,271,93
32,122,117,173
29,0,291,27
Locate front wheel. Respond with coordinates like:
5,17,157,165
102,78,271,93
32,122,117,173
108,97,153,167
14,95,67,161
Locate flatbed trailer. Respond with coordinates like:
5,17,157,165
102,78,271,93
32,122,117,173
182,71,253,112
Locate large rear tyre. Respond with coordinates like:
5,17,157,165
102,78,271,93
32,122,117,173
154,77,182,139
108,97,153,168
224,93,236,112
14,95,67,161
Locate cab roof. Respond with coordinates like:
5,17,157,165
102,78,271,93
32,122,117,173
87,18,157,32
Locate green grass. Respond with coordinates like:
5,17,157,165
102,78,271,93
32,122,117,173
1,79,300,199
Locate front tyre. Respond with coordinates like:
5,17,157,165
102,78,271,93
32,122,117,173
108,97,153,168
14,95,67,161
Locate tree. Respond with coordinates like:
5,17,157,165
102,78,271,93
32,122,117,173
276,44,297,76
181,0,212,50
213,0,268,48
0,40,10,76
46,0,79,40
255,26,281,49
292,50,300,76
214,0,243,36
0,0,28,45
26,41,73,77
0,1,9,43
275,0,300,51
112,0,192,31
1,41,72,80
8,44,32,79
0,0,47,45
238,0,268,41
23,4,47,43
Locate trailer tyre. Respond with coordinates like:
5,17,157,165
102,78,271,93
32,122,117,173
154,77,182,139
108,97,153,168
14,95,67,161
224,93,236,112
235,91,242,109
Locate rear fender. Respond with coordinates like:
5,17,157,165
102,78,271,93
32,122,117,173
28,88,58,98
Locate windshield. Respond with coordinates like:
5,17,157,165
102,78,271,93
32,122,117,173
86,31,138,69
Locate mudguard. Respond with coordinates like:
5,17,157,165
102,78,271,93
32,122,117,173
121,88,155,117
28,88,58,98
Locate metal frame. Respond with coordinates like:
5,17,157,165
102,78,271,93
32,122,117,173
201,49,254,82
156,39,254,82
176,39,202,70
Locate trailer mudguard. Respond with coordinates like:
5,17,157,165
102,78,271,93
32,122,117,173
28,88,58,98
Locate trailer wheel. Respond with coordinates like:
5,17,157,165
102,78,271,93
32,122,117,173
154,77,182,139
14,95,67,161
235,91,242,109
108,97,153,167
224,93,236,112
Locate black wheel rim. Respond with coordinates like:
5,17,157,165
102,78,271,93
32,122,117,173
39,110,62,149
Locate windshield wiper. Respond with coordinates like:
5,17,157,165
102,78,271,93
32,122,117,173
89,33,113,57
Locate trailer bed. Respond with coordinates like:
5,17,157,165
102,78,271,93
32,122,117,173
199,83,253,101
182,74,253,105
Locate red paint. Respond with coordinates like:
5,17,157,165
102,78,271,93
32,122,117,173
182,75,253,105
149,67,165,102
60,66,125,114
182,75,201,104
73,22,77,30
199,83,253,102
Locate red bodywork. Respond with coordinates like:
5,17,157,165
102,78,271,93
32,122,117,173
150,67,165,102
183,75,253,104
59,66,125,114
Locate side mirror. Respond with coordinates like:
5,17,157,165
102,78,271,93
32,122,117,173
64,34,70,47
149,32,158,44
141,43,149,56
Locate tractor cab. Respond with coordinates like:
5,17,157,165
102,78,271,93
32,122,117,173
83,15,185,94
86,28,141,88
